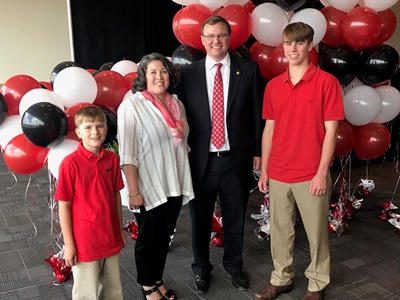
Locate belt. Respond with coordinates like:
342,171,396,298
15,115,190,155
209,151,231,157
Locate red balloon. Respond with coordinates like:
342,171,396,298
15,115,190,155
174,4,212,50
86,68,97,74
65,102,96,141
4,134,49,174
94,70,130,107
124,72,138,88
353,122,391,160
334,120,355,157
39,81,53,91
172,9,185,45
321,6,346,46
373,9,397,46
308,48,319,67
218,5,253,49
1,75,41,116
243,1,256,14
342,7,381,50
270,45,288,78
249,41,275,80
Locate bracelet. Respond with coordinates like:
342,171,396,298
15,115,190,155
128,191,140,198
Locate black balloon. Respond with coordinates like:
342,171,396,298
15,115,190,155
0,93,8,125
319,45,358,86
276,0,306,11
50,61,81,87
99,61,116,71
97,105,118,146
252,0,277,5
21,102,68,148
391,70,400,92
294,0,321,12
171,45,206,68
357,44,400,85
232,45,251,59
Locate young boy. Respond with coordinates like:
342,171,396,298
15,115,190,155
55,106,126,300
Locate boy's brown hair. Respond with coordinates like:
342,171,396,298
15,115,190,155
74,106,107,127
283,22,314,44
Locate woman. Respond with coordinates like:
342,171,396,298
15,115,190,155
117,52,194,300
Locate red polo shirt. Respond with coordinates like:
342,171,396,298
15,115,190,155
262,63,344,183
55,143,124,262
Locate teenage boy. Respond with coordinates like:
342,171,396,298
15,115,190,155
256,22,344,300
55,106,126,300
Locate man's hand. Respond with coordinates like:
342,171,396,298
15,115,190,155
309,173,327,196
258,172,269,193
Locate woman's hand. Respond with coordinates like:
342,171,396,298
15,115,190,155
129,192,144,210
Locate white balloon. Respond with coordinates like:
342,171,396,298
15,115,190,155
53,67,97,108
343,85,381,126
48,139,79,179
320,0,330,6
289,8,327,45
251,3,289,47
360,0,398,12
199,0,229,11
224,0,248,5
172,0,200,5
326,0,359,12
0,115,22,149
19,88,64,117
373,86,400,123
111,60,138,76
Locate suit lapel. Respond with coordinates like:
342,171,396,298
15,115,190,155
227,57,241,115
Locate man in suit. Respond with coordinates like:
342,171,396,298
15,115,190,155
179,16,264,293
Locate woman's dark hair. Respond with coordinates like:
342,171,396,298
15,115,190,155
132,52,179,94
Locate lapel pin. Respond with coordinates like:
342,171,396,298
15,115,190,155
236,71,240,75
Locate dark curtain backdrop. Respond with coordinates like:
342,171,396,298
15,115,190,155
70,0,182,69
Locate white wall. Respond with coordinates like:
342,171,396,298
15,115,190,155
0,0,72,83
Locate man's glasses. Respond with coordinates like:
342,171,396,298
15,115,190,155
202,33,230,40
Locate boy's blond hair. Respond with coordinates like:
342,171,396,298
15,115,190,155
74,106,107,127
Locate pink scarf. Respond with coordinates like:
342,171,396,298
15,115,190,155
142,90,184,146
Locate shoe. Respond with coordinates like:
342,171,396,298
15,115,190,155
193,274,210,293
155,280,177,300
303,290,324,300
142,286,163,300
231,271,249,291
255,283,293,300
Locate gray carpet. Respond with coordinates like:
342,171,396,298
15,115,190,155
1,155,400,299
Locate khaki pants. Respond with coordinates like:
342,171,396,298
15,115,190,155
269,176,331,292
72,254,123,300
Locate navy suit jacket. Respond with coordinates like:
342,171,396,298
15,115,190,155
179,56,264,182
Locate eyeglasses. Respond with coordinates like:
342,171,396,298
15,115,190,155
202,33,230,40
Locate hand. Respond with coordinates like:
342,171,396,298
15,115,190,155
129,193,144,210
121,230,127,248
253,156,261,171
258,172,269,193
64,244,77,267
309,173,327,196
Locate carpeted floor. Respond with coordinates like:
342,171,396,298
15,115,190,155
1,155,400,299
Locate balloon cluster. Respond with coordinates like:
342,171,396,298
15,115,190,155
44,249,72,283
251,192,271,240
0,58,136,176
